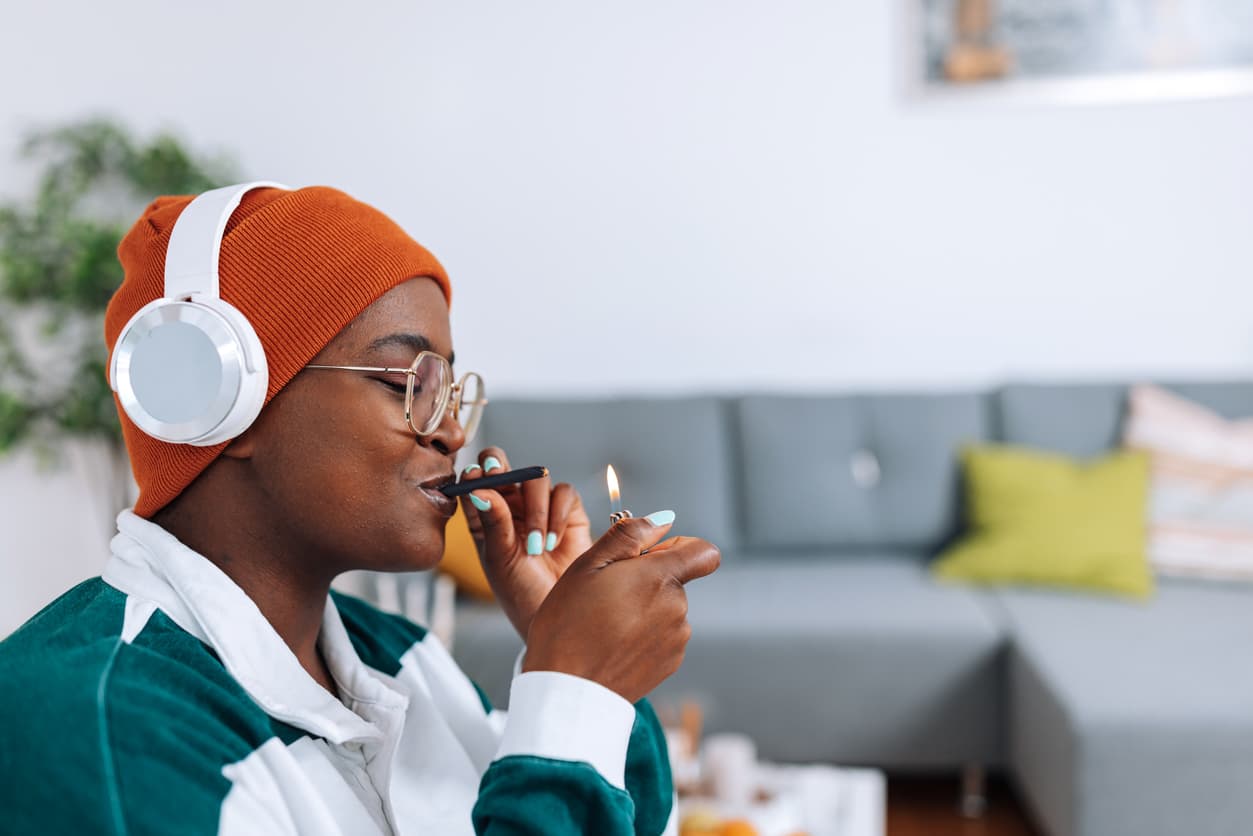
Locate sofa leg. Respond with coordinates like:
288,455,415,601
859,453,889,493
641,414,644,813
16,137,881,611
960,763,987,818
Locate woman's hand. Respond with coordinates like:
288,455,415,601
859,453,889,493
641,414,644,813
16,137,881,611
458,446,594,641
523,514,722,703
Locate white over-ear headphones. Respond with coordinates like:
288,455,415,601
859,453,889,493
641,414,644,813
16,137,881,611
109,181,289,446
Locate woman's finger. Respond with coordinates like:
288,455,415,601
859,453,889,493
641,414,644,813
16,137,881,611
519,469,552,556
477,446,511,478
457,462,490,545
476,446,527,514
546,483,579,553
462,489,517,568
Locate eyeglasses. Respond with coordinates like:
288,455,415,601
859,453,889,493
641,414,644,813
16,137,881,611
305,351,486,441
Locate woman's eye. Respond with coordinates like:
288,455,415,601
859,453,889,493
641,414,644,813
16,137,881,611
375,377,407,393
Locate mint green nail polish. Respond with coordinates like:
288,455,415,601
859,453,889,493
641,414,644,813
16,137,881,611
645,510,676,527
483,456,502,472
546,532,557,552
463,463,481,475
527,531,543,555
469,494,491,512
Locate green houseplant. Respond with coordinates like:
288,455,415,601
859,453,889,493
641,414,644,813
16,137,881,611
0,117,239,527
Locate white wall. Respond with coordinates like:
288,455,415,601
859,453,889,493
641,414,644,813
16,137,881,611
3,0,1253,632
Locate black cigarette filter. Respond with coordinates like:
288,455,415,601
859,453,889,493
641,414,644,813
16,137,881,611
439,466,549,497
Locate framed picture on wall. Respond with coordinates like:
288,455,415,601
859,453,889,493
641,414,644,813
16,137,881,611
905,0,1253,105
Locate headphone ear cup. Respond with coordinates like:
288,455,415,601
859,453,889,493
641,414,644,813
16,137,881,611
188,296,268,446
111,297,268,446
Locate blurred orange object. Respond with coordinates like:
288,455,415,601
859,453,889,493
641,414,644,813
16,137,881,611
943,0,1012,82
679,809,722,836
720,820,759,836
944,43,1011,82
681,701,704,757
438,504,494,600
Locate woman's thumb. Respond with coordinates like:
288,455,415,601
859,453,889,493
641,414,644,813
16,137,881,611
580,511,676,567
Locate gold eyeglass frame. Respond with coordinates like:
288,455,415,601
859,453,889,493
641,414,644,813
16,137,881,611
305,351,487,439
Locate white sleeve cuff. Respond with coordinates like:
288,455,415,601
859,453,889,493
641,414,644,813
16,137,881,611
494,670,636,791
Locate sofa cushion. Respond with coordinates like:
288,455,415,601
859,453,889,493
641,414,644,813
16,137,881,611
1124,384,1253,581
653,555,1006,767
735,394,989,550
475,397,737,549
453,555,1006,768
996,581,1253,836
933,445,1153,599
996,381,1253,458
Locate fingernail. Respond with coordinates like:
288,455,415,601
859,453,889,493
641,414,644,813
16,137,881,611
527,531,543,555
469,494,491,512
483,456,502,472
645,510,676,527
545,532,557,552
463,463,481,475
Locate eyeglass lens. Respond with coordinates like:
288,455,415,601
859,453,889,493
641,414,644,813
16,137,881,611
457,373,485,440
409,356,485,439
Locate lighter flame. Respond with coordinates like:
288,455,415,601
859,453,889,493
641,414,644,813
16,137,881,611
606,464,621,502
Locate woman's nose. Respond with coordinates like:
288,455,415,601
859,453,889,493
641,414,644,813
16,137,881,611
421,406,466,456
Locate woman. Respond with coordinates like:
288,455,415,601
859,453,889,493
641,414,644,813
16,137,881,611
0,183,720,834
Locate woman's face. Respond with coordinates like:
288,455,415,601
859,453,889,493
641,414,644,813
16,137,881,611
240,277,465,574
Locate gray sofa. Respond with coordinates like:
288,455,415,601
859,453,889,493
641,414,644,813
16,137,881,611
449,382,1253,836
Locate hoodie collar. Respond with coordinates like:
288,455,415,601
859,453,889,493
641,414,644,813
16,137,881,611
102,510,407,744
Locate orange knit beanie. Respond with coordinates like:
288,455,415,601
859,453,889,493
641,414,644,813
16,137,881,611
104,185,451,518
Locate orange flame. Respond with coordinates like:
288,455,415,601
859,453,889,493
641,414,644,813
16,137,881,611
606,464,621,503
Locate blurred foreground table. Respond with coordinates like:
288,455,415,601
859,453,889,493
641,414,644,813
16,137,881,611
679,762,885,836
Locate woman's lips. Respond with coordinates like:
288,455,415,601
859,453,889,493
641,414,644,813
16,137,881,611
419,484,458,517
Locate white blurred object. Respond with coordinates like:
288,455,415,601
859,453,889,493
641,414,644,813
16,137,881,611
758,763,886,836
850,449,882,489
332,570,455,650
665,727,702,791
679,761,886,836
430,573,457,650
331,570,373,601
374,574,403,614
403,575,431,626
702,732,758,807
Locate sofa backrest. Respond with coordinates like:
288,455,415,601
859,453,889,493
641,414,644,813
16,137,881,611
477,382,1253,560
734,393,990,551
996,382,1253,455
475,397,739,549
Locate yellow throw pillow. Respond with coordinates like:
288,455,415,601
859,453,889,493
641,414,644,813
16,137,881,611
440,504,495,601
933,445,1154,599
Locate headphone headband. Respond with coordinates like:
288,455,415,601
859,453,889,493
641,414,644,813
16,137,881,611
163,180,287,301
